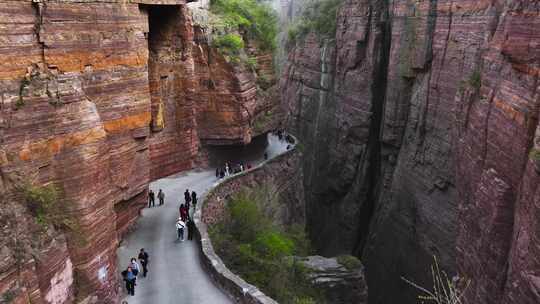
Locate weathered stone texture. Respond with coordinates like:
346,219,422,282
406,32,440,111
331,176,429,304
0,0,281,302
280,0,539,303
299,255,368,304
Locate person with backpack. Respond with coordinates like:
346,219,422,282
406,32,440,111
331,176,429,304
157,189,165,206
122,266,136,296
176,217,186,241
138,248,149,277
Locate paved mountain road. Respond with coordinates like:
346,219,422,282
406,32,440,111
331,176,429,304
116,134,288,304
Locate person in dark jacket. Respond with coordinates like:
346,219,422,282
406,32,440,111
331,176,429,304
216,167,220,179
148,189,155,208
138,248,149,277
157,189,165,206
191,191,197,207
187,216,195,241
184,189,191,205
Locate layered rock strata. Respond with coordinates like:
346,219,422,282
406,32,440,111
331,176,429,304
298,255,368,304
0,0,280,302
280,0,539,303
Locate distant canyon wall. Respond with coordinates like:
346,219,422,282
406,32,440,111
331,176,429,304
0,0,279,302
280,0,539,303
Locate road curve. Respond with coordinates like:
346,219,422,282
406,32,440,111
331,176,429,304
116,133,289,304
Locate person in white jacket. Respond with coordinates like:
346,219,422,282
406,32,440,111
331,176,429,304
176,218,186,241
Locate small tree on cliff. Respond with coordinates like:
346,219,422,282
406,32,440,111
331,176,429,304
402,256,470,304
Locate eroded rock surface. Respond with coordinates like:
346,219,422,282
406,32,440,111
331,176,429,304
280,0,539,303
299,255,368,304
0,0,280,302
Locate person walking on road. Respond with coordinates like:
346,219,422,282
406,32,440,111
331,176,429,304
157,189,165,206
191,191,197,207
138,248,149,277
148,189,155,208
176,217,186,241
184,189,191,205
225,163,230,176
130,258,140,285
187,216,195,241
179,204,188,221
216,167,220,179
122,266,136,296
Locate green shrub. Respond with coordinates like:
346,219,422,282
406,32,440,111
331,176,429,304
246,56,258,71
212,33,245,56
2,289,16,303
21,183,85,244
210,0,278,51
286,0,343,46
337,255,362,270
210,189,320,303
468,69,481,89
529,148,540,161
254,231,294,258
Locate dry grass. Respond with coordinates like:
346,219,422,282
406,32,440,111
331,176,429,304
402,256,470,304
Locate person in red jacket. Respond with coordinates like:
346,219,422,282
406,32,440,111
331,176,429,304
179,204,188,221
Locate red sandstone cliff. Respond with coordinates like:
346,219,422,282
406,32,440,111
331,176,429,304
280,0,539,303
0,1,280,302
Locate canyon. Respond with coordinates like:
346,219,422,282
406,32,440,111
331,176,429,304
0,0,538,304
280,0,539,303
0,0,279,302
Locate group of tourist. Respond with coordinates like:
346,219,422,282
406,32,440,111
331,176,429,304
147,189,165,207
215,161,252,179
121,248,149,296
176,189,197,241
121,130,296,298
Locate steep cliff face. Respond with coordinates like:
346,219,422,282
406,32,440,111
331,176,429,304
0,0,280,302
280,0,539,303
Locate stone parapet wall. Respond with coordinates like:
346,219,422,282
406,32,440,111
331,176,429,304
193,138,303,304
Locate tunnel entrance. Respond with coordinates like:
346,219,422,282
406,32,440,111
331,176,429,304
205,133,289,168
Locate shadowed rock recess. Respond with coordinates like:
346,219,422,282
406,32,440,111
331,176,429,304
280,0,539,303
0,0,538,303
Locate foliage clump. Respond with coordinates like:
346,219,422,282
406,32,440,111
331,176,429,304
337,255,362,270
210,0,278,52
21,183,83,244
209,190,321,303
212,33,245,58
286,0,343,47
529,148,540,161
468,69,482,89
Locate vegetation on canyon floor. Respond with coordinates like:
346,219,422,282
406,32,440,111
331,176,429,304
286,0,343,47
402,256,470,304
209,188,323,304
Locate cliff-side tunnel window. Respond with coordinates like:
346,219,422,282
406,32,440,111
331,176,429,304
140,4,184,132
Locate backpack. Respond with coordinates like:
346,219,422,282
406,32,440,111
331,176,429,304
132,268,139,276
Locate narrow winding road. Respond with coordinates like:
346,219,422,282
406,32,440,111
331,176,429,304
116,134,289,304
